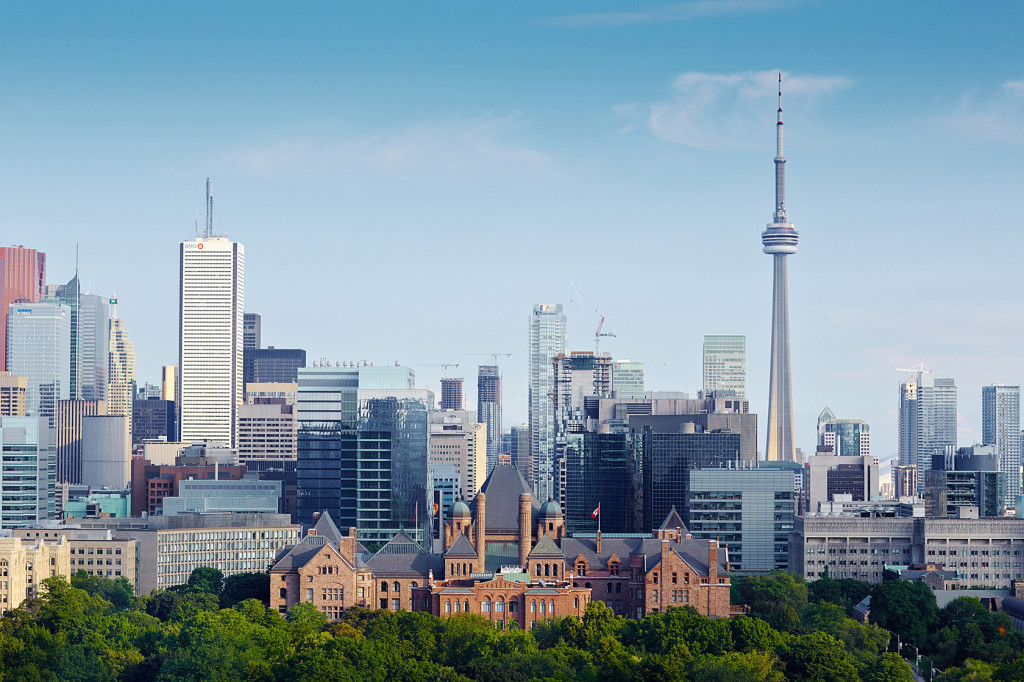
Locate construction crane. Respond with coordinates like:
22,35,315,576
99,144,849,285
467,353,511,365
594,316,616,356
896,363,929,374
570,281,616,355
421,363,460,377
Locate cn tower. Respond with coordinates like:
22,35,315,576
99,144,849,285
762,74,798,462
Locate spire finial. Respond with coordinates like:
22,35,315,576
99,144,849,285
773,72,787,223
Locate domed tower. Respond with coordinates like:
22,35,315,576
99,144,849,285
444,498,472,550
537,497,565,541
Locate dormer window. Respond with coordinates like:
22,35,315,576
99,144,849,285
608,561,619,576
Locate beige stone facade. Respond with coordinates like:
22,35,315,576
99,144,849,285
0,372,27,417
0,534,71,613
16,527,138,593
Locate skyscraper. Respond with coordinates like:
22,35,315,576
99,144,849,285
702,336,745,399
0,416,54,526
761,77,798,463
178,222,244,447
0,246,45,373
243,313,261,350
439,377,464,410
899,369,957,493
611,359,645,399
477,365,501,470
982,384,1021,510
53,270,111,403
77,293,109,402
107,304,135,437
529,304,566,499
816,406,870,458
6,300,71,425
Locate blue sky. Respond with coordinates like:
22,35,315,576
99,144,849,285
3,1,1024,460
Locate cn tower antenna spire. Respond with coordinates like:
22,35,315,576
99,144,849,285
774,73,787,223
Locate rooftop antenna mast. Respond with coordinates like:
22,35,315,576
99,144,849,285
205,178,214,237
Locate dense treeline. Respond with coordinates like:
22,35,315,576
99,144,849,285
0,569,1016,680
734,571,1024,681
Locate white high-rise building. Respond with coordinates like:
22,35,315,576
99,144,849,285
898,368,957,494
528,303,566,500
178,234,244,448
107,303,135,436
982,384,1021,511
702,335,746,399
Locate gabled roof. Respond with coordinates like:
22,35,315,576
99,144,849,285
271,541,337,572
658,507,687,534
365,531,442,577
558,536,728,576
478,465,540,532
365,550,442,578
528,534,564,559
310,510,344,546
376,530,424,555
445,534,478,558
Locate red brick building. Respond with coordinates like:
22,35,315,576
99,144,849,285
270,465,731,622
130,458,246,516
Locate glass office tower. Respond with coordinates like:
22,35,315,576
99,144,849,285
6,300,71,426
563,431,643,534
0,416,55,526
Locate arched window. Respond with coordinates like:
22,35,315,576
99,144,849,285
530,601,536,613
445,600,451,613
393,582,400,592
536,564,542,576
575,561,587,577
552,564,558,577
496,600,505,613
482,599,491,612
279,588,287,599
464,600,469,612
381,582,388,592
607,583,613,593
411,581,418,588
0,560,8,577
549,600,555,614
455,600,461,612
544,564,550,577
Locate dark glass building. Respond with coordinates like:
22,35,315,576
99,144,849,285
563,432,643,534
132,398,176,445
243,313,261,350
635,419,742,531
243,347,306,386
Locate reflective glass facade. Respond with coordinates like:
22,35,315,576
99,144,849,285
641,430,742,531
243,347,305,385
563,432,642,534
6,300,71,425
688,468,795,575
0,416,54,526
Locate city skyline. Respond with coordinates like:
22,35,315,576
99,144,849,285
3,3,1024,460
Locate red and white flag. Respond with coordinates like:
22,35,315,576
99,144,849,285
591,503,600,519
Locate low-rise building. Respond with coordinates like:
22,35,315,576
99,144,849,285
74,512,299,594
790,515,1024,588
15,526,138,592
0,533,71,613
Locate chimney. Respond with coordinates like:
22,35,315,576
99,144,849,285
475,492,486,573
518,493,531,569
709,539,718,584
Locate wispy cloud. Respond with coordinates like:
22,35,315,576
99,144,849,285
621,69,852,149
948,79,1024,145
539,0,796,28
220,114,554,182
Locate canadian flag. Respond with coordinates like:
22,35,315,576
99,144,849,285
591,503,600,519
